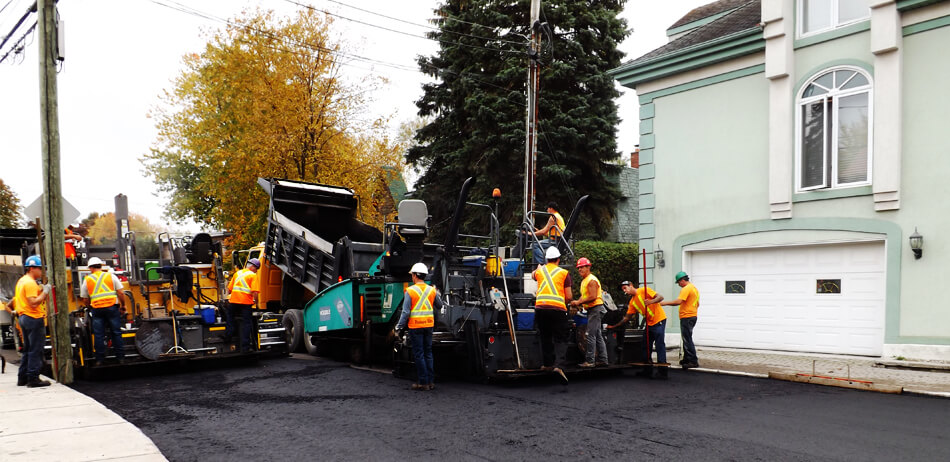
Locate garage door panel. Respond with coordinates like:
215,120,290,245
689,241,885,356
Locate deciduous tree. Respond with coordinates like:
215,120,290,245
143,9,405,251
0,179,22,228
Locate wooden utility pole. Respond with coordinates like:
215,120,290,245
523,0,541,224
38,0,73,384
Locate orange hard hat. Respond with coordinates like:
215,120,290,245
575,257,591,268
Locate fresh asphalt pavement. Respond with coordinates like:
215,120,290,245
71,355,950,462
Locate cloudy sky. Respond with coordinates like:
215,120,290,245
0,0,710,230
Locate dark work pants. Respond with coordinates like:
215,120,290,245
680,316,698,364
535,308,570,368
91,304,125,361
643,319,667,364
18,315,46,380
226,303,253,351
409,327,434,385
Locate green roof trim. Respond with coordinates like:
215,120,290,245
611,27,764,88
896,0,947,11
793,20,870,49
903,13,950,36
637,64,765,104
666,9,739,37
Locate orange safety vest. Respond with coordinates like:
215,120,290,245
228,269,256,305
85,271,118,308
548,212,565,238
579,273,603,309
628,287,666,326
534,263,568,310
406,283,435,329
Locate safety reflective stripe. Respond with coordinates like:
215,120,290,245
634,290,654,318
548,212,565,238
536,266,565,306
410,285,434,317
232,270,252,294
89,273,116,301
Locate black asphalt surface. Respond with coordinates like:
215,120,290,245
72,356,950,462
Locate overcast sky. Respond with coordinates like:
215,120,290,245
0,0,710,231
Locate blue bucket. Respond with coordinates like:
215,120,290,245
195,306,216,324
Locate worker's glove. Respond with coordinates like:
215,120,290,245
42,284,52,295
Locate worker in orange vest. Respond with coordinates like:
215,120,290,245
532,246,572,384
14,255,51,387
661,271,701,369
81,257,128,365
530,202,566,264
609,280,667,378
394,262,443,391
226,258,260,352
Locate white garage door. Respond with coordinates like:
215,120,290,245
688,241,886,356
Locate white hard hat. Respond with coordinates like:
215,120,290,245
410,262,428,275
87,257,105,267
545,246,561,260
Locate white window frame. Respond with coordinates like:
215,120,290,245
794,66,873,193
798,0,871,38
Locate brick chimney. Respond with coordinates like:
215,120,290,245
630,145,640,168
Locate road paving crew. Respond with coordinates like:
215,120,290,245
532,246,571,383
661,271,700,369
570,257,608,368
395,262,443,391
226,258,260,352
81,257,128,365
610,280,667,378
14,255,51,387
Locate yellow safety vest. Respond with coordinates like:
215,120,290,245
548,212,565,238
579,273,603,309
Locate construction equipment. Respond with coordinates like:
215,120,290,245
258,176,646,381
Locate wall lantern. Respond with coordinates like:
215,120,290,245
909,228,923,260
655,245,665,268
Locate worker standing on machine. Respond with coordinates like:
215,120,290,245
226,258,260,352
394,262,443,391
81,257,127,365
661,271,701,369
529,202,566,264
533,246,572,384
609,280,667,378
571,257,608,368
14,256,51,387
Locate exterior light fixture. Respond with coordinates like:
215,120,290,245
655,245,665,268
909,228,923,260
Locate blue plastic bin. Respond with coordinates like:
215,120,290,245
515,309,535,330
194,306,216,324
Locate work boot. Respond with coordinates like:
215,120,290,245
411,383,427,391
27,378,51,388
577,362,594,368
17,375,28,386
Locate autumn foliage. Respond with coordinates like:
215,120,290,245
143,9,405,250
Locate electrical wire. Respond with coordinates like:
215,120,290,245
0,19,34,64
322,0,527,47
282,0,524,55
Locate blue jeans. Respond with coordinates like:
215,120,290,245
409,327,434,385
226,303,253,351
585,305,608,364
643,319,667,364
91,304,125,361
532,239,555,264
18,315,46,380
680,316,697,364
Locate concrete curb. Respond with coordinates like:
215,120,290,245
874,360,950,372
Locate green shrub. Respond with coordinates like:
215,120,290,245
570,240,639,304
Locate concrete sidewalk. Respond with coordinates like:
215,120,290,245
690,347,950,397
0,363,167,462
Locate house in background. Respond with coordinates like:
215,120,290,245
611,0,950,360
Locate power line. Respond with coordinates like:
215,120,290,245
282,0,524,55
0,0,35,53
322,0,527,47
0,19,34,64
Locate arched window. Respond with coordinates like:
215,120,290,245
797,67,872,191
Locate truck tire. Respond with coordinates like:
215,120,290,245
303,332,320,356
283,309,304,353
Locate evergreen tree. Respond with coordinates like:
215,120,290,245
408,0,628,242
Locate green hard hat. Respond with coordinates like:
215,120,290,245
675,271,688,282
